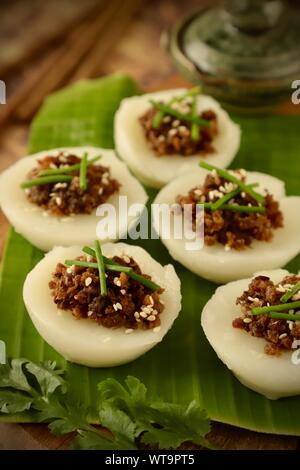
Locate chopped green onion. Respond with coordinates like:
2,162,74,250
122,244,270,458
39,155,102,176
200,202,266,214
79,152,88,191
269,312,300,321
199,162,265,204
21,175,73,189
210,183,259,211
95,240,107,296
70,245,162,292
151,87,201,129
280,280,300,303
65,260,98,269
191,97,200,141
252,300,300,315
150,100,210,127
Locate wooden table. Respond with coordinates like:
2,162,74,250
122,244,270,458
0,0,299,451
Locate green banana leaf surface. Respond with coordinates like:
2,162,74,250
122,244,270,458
0,73,300,434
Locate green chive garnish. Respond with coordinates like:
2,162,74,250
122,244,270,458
200,202,266,214
150,100,210,127
21,175,73,189
210,183,259,211
269,312,300,321
191,96,200,141
280,280,300,303
152,87,201,129
79,152,88,191
95,240,107,296
67,244,161,292
199,162,265,205
252,300,300,315
39,155,102,176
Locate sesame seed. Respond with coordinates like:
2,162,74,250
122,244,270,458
288,321,294,330
113,277,121,287
172,119,180,127
142,306,153,314
54,182,67,189
120,289,126,295
162,116,171,123
66,267,73,274
147,315,156,322
49,163,57,169
98,187,103,195
152,309,158,316
125,329,134,334
139,311,147,319
224,245,231,252
158,135,165,142
122,255,131,264
55,197,62,206
113,302,122,311
193,189,202,196
243,318,252,324
102,178,109,185
168,128,177,137
279,333,287,340
134,312,140,319
241,192,246,198
149,296,154,305
85,277,92,287
292,292,300,301
87,311,93,317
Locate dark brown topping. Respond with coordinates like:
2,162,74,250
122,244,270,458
49,255,164,330
233,275,300,355
139,106,218,157
25,153,120,216
176,171,283,250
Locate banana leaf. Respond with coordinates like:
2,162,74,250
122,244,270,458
1,73,300,434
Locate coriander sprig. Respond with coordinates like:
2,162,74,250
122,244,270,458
199,161,265,205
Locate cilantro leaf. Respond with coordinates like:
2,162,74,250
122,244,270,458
0,389,33,413
0,359,33,393
25,360,67,397
99,403,138,450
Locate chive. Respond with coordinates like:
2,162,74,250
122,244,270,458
66,257,161,292
21,175,73,189
39,155,102,176
280,280,300,303
252,300,300,315
150,100,210,127
126,271,161,291
95,240,107,296
199,162,265,204
269,312,300,321
82,246,119,266
210,183,259,211
79,152,88,191
65,260,98,269
191,97,200,141
200,202,266,214
151,87,201,129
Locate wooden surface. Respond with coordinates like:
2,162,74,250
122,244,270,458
0,0,300,451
